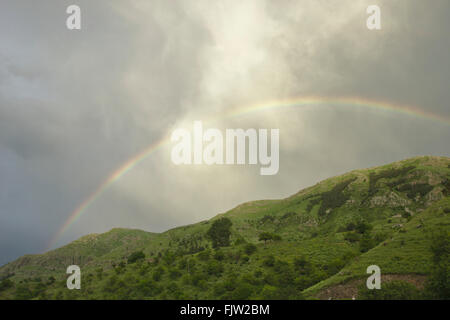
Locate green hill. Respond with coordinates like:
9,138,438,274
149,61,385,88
1,156,449,300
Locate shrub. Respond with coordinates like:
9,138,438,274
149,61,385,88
258,232,282,244
96,267,104,279
127,250,145,264
260,285,279,299
326,258,345,276
359,234,377,253
401,211,411,219
114,261,126,274
213,250,225,261
152,266,165,282
344,231,360,243
0,279,14,292
355,220,372,234
231,283,253,299
169,269,182,280
234,237,247,245
262,255,275,267
197,250,210,261
244,243,257,255
206,261,224,276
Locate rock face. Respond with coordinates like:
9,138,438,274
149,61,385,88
370,191,411,208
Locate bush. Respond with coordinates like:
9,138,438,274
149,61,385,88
213,250,225,261
244,243,257,255
0,279,14,292
355,220,372,234
169,269,182,280
262,255,275,267
359,234,376,253
293,256,313,275
197,250,210,261
231,282,253,299
401,211,411,219
152,266,165,282
240,255,250,264
260,285,279,299
127,251,145,264
206,261,224,276
326,258,345,276
114,261,126,274
234,237,247,245
258,232,282,244
344,231,360,243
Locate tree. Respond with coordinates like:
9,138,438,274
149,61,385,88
258,232,273,244
258,232,282,244
207,218,232,248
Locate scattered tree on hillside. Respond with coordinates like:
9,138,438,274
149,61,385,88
207,218,232,248
258,232,282,244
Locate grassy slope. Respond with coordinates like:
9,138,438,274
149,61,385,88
0,156,449,299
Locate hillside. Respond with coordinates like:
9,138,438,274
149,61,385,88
0,156,449,300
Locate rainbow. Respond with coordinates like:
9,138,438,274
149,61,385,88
47,96,450,250
225,97,450,124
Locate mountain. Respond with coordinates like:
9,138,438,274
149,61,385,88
0,156,449,300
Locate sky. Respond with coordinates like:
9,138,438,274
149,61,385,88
0,0,449,266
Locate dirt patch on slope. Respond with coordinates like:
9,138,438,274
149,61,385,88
317,274,427,300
